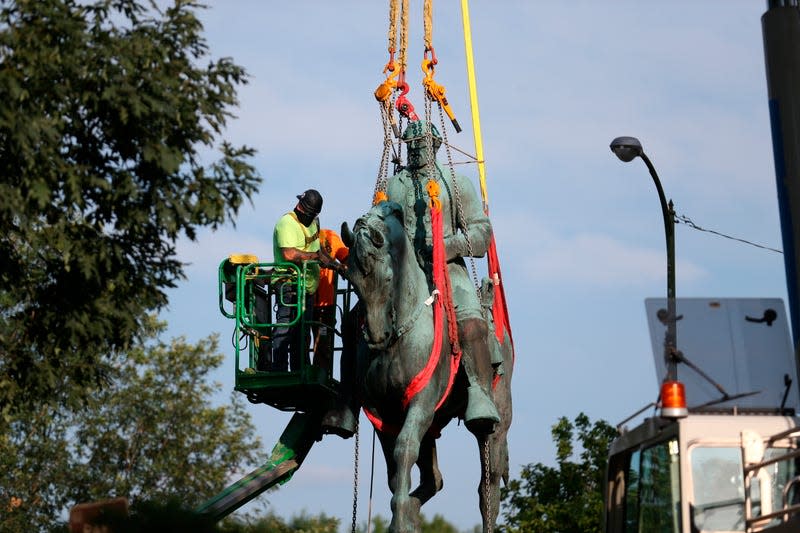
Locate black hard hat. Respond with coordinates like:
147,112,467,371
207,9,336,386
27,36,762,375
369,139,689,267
296,189,323,215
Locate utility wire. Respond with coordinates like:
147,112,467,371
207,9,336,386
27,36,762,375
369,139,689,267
674,213,783,254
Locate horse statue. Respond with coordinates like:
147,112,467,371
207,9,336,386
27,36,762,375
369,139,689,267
342,201,513,533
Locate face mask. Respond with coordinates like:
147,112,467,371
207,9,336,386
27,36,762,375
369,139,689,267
294,207,316,227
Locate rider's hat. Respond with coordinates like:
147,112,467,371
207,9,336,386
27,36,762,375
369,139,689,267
402,120,442,151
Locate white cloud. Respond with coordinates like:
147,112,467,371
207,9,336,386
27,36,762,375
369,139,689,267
176,228,272,270
521,231,706,286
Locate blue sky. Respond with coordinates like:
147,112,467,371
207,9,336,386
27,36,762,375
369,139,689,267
161,1,789,530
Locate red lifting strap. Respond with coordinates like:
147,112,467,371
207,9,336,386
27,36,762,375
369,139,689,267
488,236,513,349
402,203,461,410
364,202,461,434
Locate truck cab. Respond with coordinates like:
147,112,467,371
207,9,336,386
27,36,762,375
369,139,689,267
604,298,800,533
605,411,800,532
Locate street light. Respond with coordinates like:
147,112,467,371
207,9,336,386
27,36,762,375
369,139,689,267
610,136,685,416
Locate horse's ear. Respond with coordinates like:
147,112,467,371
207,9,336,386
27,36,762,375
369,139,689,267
341,221,354,248
386,201,404,222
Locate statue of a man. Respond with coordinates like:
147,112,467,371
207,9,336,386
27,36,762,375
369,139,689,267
385,120,500,434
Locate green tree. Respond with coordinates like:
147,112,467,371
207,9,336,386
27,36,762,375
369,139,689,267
218,510,340,533
421,513,462,533
65,504,342,533
0,0,260,418
500,413,618,533
358,513,467,533
0,321,265,532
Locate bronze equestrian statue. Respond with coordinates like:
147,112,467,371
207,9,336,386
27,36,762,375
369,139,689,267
342,194,513,532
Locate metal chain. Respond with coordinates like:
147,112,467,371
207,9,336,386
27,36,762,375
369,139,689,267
395,111,406,175
423,97,438,185
483,438,493,533
350,418,360,533
375,101,394,201
437,102,481,290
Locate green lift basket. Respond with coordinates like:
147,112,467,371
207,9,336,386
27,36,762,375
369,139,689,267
198,254,356,522
217,254,353,413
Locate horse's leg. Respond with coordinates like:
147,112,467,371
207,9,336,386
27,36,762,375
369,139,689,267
389,404,433,533
410,434,443,506
376,431,398,494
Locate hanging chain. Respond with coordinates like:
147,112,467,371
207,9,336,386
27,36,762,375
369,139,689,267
423,97,437,182
483,438,493,533
350,418,360,533
374,102,394,201
366,428,377,533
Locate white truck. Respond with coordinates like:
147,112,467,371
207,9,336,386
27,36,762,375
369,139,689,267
604,298,800,533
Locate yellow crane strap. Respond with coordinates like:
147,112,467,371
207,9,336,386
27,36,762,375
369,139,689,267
460,0,488,209
388,0,399,55
424,0,433,51
399,0,409,75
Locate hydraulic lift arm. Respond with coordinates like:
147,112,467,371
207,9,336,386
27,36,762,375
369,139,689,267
196,411,323,522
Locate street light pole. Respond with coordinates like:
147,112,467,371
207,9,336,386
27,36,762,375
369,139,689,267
610,137,678,383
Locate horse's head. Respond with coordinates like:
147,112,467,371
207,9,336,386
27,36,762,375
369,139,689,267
342,201,409,350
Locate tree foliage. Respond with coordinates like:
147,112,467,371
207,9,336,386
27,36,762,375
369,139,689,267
0,0,260,417
0,321,265,532
61,503,342,533
500,413,618,533
220,511,340,533
358,513,468,533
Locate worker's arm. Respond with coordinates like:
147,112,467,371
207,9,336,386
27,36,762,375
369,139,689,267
280,247,319,264
281,247,345,272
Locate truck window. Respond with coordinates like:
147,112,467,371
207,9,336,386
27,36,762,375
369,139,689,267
638,439,681,533
761,446,800,518
690,447,744,531
690,445,799,531
606,439,681,533
624,449,640,532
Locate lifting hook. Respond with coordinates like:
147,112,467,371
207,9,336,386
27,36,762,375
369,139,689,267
395,79,419,121
421,49,461,133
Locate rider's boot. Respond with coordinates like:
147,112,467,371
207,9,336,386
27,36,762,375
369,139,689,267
321,400,357,439
459,317,500,435
321,306,360,439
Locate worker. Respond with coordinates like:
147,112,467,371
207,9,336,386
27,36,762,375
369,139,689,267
385,120,500,434
313,228,350,370
271,189,344,372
